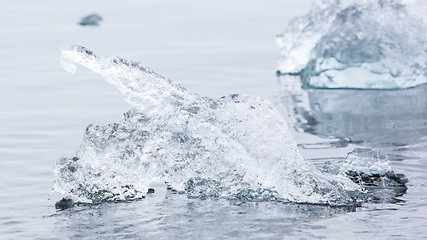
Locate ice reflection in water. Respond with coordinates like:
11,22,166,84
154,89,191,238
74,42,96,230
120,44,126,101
51,184,355,239
278,75,427,147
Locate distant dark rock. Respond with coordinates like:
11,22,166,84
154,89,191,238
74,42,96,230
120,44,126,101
79,14,103,26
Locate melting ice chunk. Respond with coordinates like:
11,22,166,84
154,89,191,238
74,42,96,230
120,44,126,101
324,148,408,189
277,0,427,89
55,45,362,206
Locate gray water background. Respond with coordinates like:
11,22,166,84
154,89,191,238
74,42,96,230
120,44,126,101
1,0,426,239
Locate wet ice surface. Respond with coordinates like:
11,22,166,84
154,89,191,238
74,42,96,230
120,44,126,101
323,148,408,189
1,0,427,239
55,45,361,206
277,0,427,89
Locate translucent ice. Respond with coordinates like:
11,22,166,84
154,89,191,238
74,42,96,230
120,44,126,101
277,0,427,89
54,45,361,206
277,0,340,75
323,148,408,188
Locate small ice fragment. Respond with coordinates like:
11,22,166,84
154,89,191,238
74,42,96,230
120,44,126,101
324,148,408,188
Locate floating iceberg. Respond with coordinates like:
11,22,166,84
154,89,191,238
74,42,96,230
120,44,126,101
54,45,362,206
277,0,427,89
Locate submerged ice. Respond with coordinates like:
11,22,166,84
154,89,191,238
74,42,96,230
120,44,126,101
277,0,427,89
55,45,363,206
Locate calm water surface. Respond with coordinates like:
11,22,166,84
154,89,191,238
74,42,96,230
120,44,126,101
0,0,426,239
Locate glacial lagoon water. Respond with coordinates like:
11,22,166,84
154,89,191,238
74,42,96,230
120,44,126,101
1,0,427,239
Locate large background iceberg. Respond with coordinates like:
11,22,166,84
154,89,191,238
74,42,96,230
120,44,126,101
277,0,427,89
